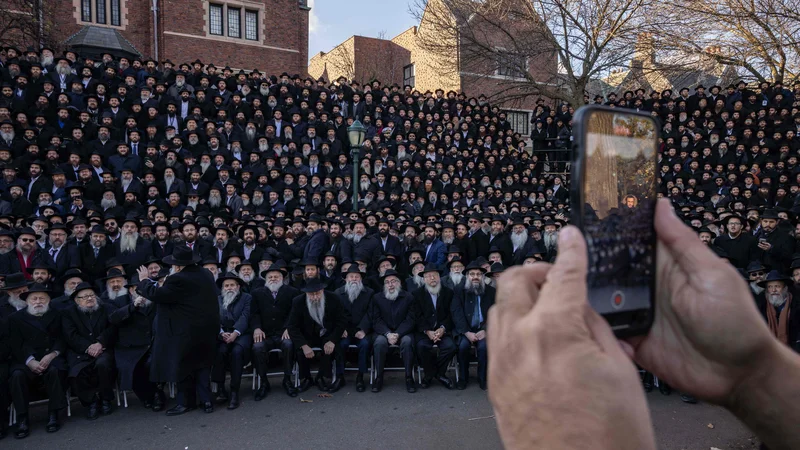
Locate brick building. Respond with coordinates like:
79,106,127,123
45,0,310,76
308,0,557,137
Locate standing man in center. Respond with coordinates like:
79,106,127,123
136,246,220,415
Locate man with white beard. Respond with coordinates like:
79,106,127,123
0,273,31,315
235,260,264,293
250,261,300,400
370,269,418,393
288,278,347,393
452,261,495,390
510,221,536,266
7,284,68,438
62,282,116,419
413,264,456,390
756,271,800,352
207,186,223,209
542,221,559,259
113,217,153,270
101,268,128,302
442,257,466,291
333,266,374,392
405,260,426,292
211,273,252,410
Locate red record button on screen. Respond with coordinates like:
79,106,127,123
611,291,625,309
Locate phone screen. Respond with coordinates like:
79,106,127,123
582,110,657,318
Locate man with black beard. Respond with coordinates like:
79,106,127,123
108,276,164,411
370,269,418,393
80,226,115,282
466,214,489,263
414,263,456,389
326,220,352,263
62,283,116,419
377,218,402,261
451,261,494,390
715,215,758,270
755,271,800,352
288,278,347,393
249,262,299,399
113,217,153,270
509,220,536,266
238,224,264,263
487,217,512,266
333,266,374,392
211,273,252,410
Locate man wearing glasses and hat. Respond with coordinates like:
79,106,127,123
452,260,494,390
135,246,220,416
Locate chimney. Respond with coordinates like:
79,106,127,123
632,32,655,68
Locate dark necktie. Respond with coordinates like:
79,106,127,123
472,295,482,329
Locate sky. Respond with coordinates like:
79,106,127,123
308,0,420,62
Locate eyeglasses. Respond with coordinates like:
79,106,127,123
385,279,400,285
76,294,96,301
20,238,35,242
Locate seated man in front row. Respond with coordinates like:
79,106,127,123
288,278,347,394
62,282,116,420
334,265,374,392
7,284,68,439
452,261,494,390
371,269,418,394
414,263,456,390
211,273,252,411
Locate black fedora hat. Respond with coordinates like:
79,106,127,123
757,270,792,287
380,268,402,283
69,282,96,301
464,260,487,274
101,268,126,282
746,261,766,273
261,260,288,278
487,262,505,276
58,268,87,285
761,209,780,220
341,264,365,279
300,277,327,293
26,263,55,275
420,262,442,275
217,271,244,287
446,256,464,268
1,273,30,290
163,245,201,266
20,283,52,300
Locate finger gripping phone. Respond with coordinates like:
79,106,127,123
571,106,658,337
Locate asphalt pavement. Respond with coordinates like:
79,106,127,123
6,373,758,450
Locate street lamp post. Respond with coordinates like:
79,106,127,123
347,119,366,212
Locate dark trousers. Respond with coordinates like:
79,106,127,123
373,334,414,378
337,335,371,375
10,365,67,416
252,336,294,379
416,335,456,379
0,364,8,427
71,352,115,405
131,352,158,404
457,336,487,384
176,368,211,406
212,341,246,391
296,341,338,380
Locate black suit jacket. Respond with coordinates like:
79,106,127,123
488,233,513,266
334,285,374,336
61,302,115,377
249,285,299,337
113,237,154,270
7,308,67,371
287,291,347,347
378,235,402,260
79,244,116,282
371,290,417,337
452,286,496,334
45,243,81,279
413,285,455,333
468,230,490,262
151,239,175,259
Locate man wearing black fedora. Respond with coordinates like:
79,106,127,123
249,261,299,400
288,277,347,393
211,272,252,410
135,246,219,415
0,273,31,315
756,209,793,271
370,269,418,393
413,263,456,390
755,271,800,352
452,261,494,390
333,265,374,392
61,282,116,419
7,283,68,438
50,269,88,311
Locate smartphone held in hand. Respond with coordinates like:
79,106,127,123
570,106,659,337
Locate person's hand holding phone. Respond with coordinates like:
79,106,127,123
489,226,656,450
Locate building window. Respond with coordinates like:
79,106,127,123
507,110,530,136
81,0,92,21
209,4,223,35
96,0,106,23
403,64,415,87
227,7,241,38
110,0,121,26
496,51,528,79
245,10,258,40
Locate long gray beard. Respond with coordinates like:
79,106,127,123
306,295,325,326
0,130,14,142
442,236,454,245
106,287,123,300
42,55,54,66
363,197,372,206
352,233,363,244
216,238,228,250
0,247,12,255
383,286,399,301
750,282,764,295
120,232,139,253
222,290,238,309
425,283,441,296
164,176,174,191
101,198,117,209
252,196,264,206
411,275,424,289
165,158,175,167
208,194,222,208
28,304,49,316
448,273,463,286
8,294,25,310
188,200,199,209
768,291,789,307
543,232,558,250
242,198,250,206
511,232,528,249
121,179,131,191
241,273,253,283
78,303,100,314
360,181,370,191
465,281,485,296
345,281,363,302
200,162,210,173
56,65,71,76
246,128,256,140
64,287,75,297
266,280,282,293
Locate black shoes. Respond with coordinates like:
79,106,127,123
438,376,454,390
371,376,383,393
406,376,417,393
102,399,113,415
680,393,698,404
87,400,100,420
14,417,29,439
420,376,432,389
165,404,195,416
45,412,60,433
227,391,239,410
479,379,487,391
254,385,268,401
152,390,166,412
456,379,467,390
203,401,214,413
283,377,298,397
216,386,230,402
659,382,672,396
355,373,366,392
297,377,314,393
315,374,330,391
327,377,344,393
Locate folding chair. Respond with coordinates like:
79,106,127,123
453,343,479,383
294,347,337,388
252,348,298,390
10,389,73,425
370,344,415,384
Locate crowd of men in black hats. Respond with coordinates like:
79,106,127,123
0,42,799,439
